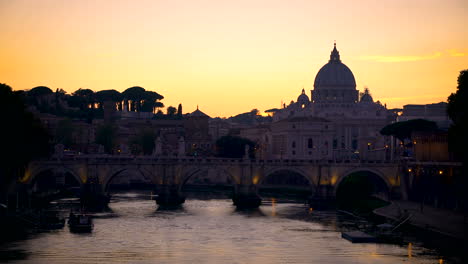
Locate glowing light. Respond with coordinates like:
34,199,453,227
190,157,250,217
252,175,259,185
79,166,87,183
308,207,313,214
19,169,32,183
439,170,443,175
408,243,412,258
330,175,338,185
408,168,412,172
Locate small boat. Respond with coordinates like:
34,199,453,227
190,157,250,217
342,231,377,243
68,212,93,233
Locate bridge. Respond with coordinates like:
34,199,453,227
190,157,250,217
21,154,419,209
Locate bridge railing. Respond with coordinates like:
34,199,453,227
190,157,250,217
37,154,400,166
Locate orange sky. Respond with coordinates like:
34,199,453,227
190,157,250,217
1,0,467,117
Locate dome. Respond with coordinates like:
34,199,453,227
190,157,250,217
313,44,356,90
360,88,374,103
297,88,310,103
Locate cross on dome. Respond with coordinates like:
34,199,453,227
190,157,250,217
330,42,340,62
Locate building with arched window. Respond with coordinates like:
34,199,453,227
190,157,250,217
255,44,392,160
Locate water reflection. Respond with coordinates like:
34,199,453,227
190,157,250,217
0,193,461,264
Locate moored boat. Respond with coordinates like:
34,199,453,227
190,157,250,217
68,212,93,233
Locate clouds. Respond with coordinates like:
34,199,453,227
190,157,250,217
359,49,466,62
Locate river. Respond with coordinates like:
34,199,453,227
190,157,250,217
0,192,461,263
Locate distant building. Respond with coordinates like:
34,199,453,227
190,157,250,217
184,107,212,156
245,44,392,160
412,131,450,161
398,102,451,130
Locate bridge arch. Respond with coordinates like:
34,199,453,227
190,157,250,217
334,168,390,199
103,166,155,192
178,166,239,193
27,165,83,186
261,167,315,190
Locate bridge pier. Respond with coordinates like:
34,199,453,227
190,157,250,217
80,184,110,211
154,184,186,208
232,184,261,209
308,185,336,209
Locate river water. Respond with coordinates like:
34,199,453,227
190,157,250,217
0,192,460,263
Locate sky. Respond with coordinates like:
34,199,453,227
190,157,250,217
1,0,467,117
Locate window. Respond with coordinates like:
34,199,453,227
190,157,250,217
292,141,296,148
333,139,337,149
292,150,296,155
352,139,358,150
307,138,313,149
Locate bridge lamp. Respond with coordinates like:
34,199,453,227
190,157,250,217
438,170,443,175
252,175,260,185
408,168,412,173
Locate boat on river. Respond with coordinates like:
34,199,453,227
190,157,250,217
68,212,93,233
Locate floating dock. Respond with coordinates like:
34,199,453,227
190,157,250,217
341,231,377,243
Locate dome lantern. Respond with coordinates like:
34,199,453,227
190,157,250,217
330,42,341,62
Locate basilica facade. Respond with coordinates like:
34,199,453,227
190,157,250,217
252,44,392,160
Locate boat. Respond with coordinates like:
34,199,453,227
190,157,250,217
342,231,377,243
68,212,93,233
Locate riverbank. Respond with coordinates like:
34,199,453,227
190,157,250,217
374,200,468,241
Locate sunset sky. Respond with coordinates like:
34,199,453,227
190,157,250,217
1,0,467,117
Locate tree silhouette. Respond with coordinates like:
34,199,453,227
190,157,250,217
68,88,96,122
0,83,50,201
55,119,74,147
141,91,164,112
447,69,468,160
215,136,256,158
380,119,438,143
95,89,122,106
70,88,95,110
177,104,183,117
166,106,177,116
122,86,146,112
447,70,468,213
28,86,53,96
95,124,117,153
130,129,156,155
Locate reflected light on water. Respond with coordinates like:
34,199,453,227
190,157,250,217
408,242,412,258
271,198,276,217
2,195,458,264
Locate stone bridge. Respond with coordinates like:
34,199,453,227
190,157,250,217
21,155,413,208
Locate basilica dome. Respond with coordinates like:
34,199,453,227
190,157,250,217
297,88,310,103
313,44,356,90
